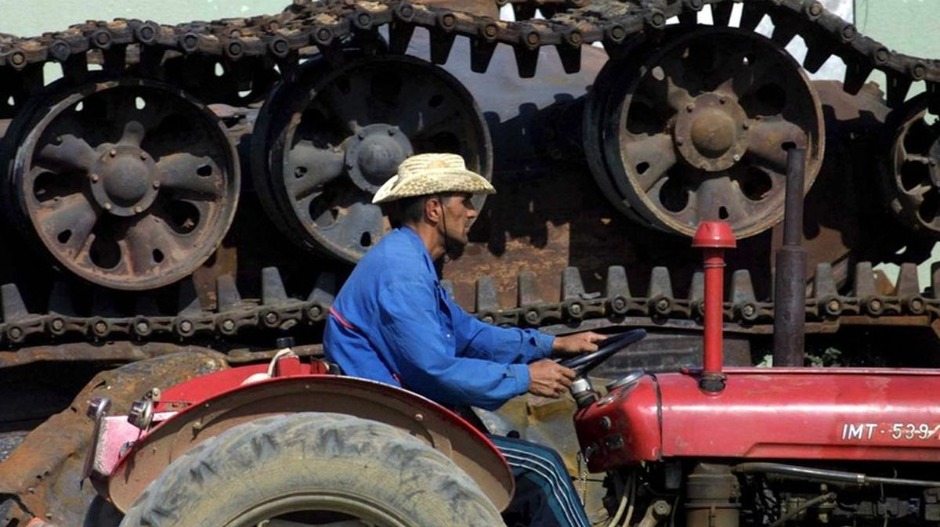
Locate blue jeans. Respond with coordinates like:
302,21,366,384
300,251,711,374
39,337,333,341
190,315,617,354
488,435,592,527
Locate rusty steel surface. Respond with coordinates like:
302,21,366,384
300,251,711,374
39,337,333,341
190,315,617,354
12,79,240,291
585,27,825,239
253,53,492,262
0,349,228,527
0,0,931,360
106,376,514,513
887,94,940,233
0,2,937,519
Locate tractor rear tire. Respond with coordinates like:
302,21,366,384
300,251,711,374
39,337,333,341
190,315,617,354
119,412,502,527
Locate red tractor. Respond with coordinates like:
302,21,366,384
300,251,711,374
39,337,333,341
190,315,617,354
74,218,940,527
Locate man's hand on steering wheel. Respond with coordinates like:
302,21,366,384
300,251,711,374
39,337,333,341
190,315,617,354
528,359,576,398
551,331,607,356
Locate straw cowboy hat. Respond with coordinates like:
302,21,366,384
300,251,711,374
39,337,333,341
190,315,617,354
372,153,495,204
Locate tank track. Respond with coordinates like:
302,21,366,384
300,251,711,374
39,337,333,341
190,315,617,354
0,0,938,361
0,259,935,363
1,1,937,102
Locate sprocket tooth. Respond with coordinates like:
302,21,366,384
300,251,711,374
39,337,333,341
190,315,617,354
927,82,940,114
513,46,540,79
895,263,920,297
1,283,30,322
605,265,632,298
555,45,581,75
814,263,842,317
853,262,885,316
513,4,537,20
731,270,758,321
440,280,456,300
841,55,874,95
304,272,337,321
177,277,204,315
677,12,697,27
48,281,76,316
770,22,798,47
813,263,839,298
711,2,734,27
896,263,928,314
738,3,767,31
262,267,289,305
61,54,89,84
429,29,456,64
562,267,586,300
931,261,940,299
801,33,832,73
886,71,913,108
216,274,242,311
648,267,674,298
102,46,127,75
853,262,877,298
689,271,705,317
470,39,497,73
517,272,543,307
647,267,674,316
475,276,500,313
388,21,416,54
138,46,166,77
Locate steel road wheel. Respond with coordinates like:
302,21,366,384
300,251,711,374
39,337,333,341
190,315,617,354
885,94,940,233
587,27,825,238
255,54,492,263
11,78,239,290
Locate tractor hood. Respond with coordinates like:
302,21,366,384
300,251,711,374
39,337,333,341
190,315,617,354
575,367,940,472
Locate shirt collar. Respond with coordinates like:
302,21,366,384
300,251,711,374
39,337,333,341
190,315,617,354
400,226,439,282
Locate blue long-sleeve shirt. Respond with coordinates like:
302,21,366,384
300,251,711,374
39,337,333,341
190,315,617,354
323,227,554,410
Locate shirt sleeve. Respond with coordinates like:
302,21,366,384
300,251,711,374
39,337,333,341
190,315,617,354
446,296,554,364
377,278,532,410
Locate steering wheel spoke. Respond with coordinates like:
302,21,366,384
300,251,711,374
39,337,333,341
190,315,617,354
559,329,647,377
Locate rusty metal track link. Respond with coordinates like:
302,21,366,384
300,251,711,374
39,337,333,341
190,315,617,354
0,0,937,110
0,0,938,357
0,261,935,358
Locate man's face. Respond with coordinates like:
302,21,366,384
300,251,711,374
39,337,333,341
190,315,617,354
438,192,477,247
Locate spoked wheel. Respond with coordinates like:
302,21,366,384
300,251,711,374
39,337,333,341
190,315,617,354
10,78,239,290
585,27,824,238
885,94,940,233
254,54,492,263
119,413,503,527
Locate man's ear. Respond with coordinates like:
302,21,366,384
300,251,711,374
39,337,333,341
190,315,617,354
424,196,442,223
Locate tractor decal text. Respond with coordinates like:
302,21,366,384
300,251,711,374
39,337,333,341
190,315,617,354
840,423,940,441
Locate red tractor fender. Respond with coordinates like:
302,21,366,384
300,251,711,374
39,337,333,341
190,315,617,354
104,366,514,513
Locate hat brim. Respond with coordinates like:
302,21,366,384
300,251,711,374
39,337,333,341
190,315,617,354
372,168,496,204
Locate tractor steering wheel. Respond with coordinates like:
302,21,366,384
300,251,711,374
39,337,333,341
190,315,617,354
558,329,647,377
